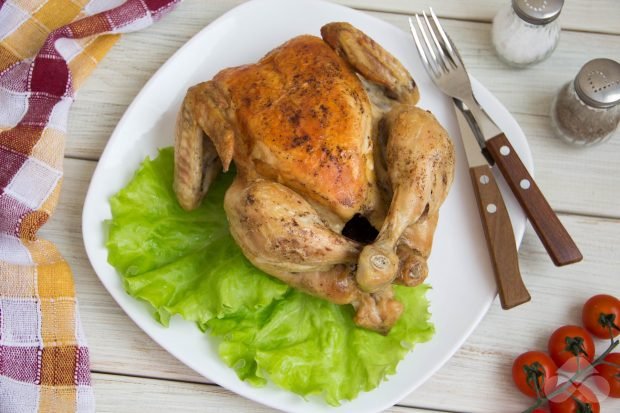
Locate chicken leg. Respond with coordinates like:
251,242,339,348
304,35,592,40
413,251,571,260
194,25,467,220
357,106,455,292
224,175,403,332
394,211,438,287
224,176,361,274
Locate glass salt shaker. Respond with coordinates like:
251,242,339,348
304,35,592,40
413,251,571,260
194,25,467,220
492,0,563,68
550,58,620,146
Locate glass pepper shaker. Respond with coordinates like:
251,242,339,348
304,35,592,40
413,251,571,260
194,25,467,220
492,0,564,68
550,58,620,146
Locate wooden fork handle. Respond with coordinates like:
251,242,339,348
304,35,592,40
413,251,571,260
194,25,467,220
486,133,583,266
470,165,531,309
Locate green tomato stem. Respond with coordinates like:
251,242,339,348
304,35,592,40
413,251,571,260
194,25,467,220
521,338,618,413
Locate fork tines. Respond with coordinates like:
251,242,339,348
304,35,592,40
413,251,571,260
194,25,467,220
408,8,460,79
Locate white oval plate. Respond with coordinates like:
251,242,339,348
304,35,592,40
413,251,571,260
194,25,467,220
82,0,533,411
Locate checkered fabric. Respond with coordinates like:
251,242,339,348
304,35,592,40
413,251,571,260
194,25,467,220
0,0,180,411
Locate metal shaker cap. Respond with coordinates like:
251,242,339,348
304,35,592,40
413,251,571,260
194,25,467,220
574,58,620,108
512,0,564,25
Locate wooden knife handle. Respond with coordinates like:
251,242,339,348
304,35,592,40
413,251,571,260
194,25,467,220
470,165,531,309
486,133,582,266
469,165,530,310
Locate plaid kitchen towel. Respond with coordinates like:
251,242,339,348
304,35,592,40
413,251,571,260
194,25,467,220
0,0,180,411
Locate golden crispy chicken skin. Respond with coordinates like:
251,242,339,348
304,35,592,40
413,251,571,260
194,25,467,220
174,22,455,334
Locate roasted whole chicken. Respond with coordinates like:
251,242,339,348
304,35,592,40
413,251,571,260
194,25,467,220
173,22,455,333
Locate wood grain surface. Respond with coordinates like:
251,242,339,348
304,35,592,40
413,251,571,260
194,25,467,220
93,373,446,413
68,9,620,218
50,0,620,411
43,151,620,412
334,0,620,35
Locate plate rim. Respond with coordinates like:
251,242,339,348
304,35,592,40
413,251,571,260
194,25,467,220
82,0,534,411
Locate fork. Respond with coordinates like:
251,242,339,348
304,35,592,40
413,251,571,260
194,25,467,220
408,8,582,267
409,9,492,135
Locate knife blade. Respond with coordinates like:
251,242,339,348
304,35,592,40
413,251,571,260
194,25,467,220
454,102,531,309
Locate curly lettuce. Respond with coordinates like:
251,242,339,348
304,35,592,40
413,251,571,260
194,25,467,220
106,147,434,405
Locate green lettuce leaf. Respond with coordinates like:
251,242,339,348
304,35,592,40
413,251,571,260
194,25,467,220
106,148,288,327
107,147,434,404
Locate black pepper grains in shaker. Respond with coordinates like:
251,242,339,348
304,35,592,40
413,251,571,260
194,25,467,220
550,58,620,146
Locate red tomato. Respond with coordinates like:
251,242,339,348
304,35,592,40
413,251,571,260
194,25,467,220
582,294,620,339
512,351,558,398
549,384,600,413
532,409,549,413
548,325,595,372
595,352,620,398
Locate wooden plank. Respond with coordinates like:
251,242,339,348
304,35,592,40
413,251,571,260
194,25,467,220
40,157,620,412
92,372,444,413
66,0,245,161
41,159,204,383
400,214,620,411
66,7,620,218
370,14,620,219
334,0,620,35
67,1,620,159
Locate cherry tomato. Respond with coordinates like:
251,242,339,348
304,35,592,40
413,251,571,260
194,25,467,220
582,294,620,339
595,352,620,398
512,351,558,398
548,325,595,372
549,384,600,413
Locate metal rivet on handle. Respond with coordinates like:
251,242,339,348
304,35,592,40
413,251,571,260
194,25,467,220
480,175,490,184
520,179,531,189
487,203,497,214
500,145,511,156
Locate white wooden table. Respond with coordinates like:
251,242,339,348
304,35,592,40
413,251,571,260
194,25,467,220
44,1,620,411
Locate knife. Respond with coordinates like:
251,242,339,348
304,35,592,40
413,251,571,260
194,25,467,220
408,10,582,267
454,94,583,267
454,101,531,309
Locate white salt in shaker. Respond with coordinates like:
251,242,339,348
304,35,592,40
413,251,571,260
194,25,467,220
550,58,620,146
492,0,563,68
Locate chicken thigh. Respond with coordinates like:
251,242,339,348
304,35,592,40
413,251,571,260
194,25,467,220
174,22,455,333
